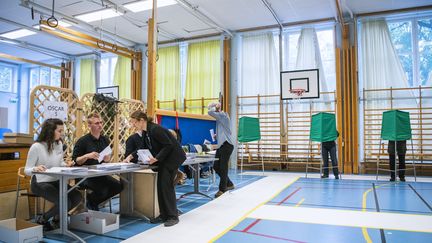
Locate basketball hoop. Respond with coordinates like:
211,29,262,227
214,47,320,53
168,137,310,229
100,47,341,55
289,88,306,97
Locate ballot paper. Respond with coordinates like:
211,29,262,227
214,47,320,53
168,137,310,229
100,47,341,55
98,146,112,162
210,129,216,142
46,167,88,173
137,149,153,164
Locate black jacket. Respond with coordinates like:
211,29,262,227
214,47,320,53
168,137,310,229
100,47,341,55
138,122,186,170
125,133,146,163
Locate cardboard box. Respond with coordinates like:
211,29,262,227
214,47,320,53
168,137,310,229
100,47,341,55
69,210,119,234
3,133,33,145
0,218,43,243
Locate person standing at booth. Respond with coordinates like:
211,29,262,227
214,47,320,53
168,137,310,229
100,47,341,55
321,140,339,179
208,102,235,198
128,110,186,227
25,118,82,230
72,113,123,211
388,140,407,182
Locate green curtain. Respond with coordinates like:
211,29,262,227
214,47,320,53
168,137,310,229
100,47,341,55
79,58,96,97
113,56,131,99
156,46,180,109
185,40,221,113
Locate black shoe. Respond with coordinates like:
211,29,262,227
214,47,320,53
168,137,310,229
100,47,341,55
390,178,396,182
150,216,165,224
226,185,235,190
400,178,406,182
36,217,53,232
215,190,224,198
86,201,99,211
335,176,339,180
164,218,179,227
321,175,329,179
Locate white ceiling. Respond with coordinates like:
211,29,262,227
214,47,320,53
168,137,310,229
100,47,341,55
0,0,431,62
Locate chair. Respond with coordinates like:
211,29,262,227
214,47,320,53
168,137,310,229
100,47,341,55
238,117,264,176
14,167,46,220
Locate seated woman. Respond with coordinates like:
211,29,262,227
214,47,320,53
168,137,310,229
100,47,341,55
25,118,81,230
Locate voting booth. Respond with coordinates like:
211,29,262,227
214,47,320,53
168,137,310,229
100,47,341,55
376,110,416,180
238,117,264,175
306,112,340,178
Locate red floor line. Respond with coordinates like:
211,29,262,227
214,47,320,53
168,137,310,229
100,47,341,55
231,229,306,243
278,187,302,205
242,219,261,232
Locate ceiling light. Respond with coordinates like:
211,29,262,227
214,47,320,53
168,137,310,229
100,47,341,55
124,0,177,13
75,9,123,23
0,29,36,39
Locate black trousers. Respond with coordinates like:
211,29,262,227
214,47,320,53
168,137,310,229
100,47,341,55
388,141,407,179
157,165,178,220
214,142,234,192
81,176,123,206
31,176,81,221
321,141,339,176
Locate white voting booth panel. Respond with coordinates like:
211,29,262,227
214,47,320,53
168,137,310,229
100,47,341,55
69,210,119,234
0,218,43,243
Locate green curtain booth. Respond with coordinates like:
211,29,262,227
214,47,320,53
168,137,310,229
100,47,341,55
238,117,261,143
310,112,338,142
381,110,412,141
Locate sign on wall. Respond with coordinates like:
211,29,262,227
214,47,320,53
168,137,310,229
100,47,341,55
43,101,68,121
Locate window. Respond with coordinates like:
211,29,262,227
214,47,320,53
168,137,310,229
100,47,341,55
100,56,117,87
29,66,61,89
388,16,432,87
0,65,13,92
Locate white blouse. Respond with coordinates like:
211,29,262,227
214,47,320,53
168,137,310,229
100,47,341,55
24,142,66,183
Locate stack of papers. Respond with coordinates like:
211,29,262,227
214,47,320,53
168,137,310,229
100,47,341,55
88,163,121,170
46,167,88,173
137,149,153,164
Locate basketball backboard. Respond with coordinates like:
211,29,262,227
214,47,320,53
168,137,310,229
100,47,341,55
280,69,320,100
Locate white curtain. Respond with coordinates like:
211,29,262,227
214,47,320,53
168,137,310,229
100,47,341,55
239,33,279,97
360,19,416,108
295,28,331,111
296,28,329,93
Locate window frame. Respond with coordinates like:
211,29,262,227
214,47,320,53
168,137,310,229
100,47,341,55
0,62,18,94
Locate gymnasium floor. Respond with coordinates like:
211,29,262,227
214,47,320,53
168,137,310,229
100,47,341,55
33,172,432,243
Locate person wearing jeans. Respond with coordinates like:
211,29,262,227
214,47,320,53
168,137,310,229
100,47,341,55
208,102,235,198
321,140,339,179
388,140,407,182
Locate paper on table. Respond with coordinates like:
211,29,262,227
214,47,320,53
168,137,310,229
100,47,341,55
98,146,112,162
137,149,153,164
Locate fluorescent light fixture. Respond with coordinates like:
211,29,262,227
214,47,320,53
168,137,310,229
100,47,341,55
0,29,36,39
124,0,177,13
75,9,123,22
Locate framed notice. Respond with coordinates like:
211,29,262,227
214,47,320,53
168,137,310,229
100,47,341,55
97,86,119,99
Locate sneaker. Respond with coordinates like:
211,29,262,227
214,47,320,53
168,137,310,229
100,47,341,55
226,185,235,190
164,218,179,227
400,177,406,182
335,176,340,180
150,216,165,224
215,190,224,198
321,175,329,179
390,178,396,182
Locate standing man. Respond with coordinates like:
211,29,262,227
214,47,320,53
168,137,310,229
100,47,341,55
208,102,235,198
388,140,407,182
72,113,123,210
321,140,339,179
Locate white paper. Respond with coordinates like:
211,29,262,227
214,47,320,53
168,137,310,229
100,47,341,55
210,129,216,142
137,149,153,164
43,101,68,121
98,146,112,162
45,167,88,173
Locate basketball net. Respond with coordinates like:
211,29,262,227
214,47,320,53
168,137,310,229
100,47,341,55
289,89,305,111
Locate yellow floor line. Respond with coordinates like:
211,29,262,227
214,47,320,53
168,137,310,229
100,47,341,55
361,183,392,243
208,176,300,243
295,198,305,207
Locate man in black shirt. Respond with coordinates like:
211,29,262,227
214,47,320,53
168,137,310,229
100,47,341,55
72,113,123,210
